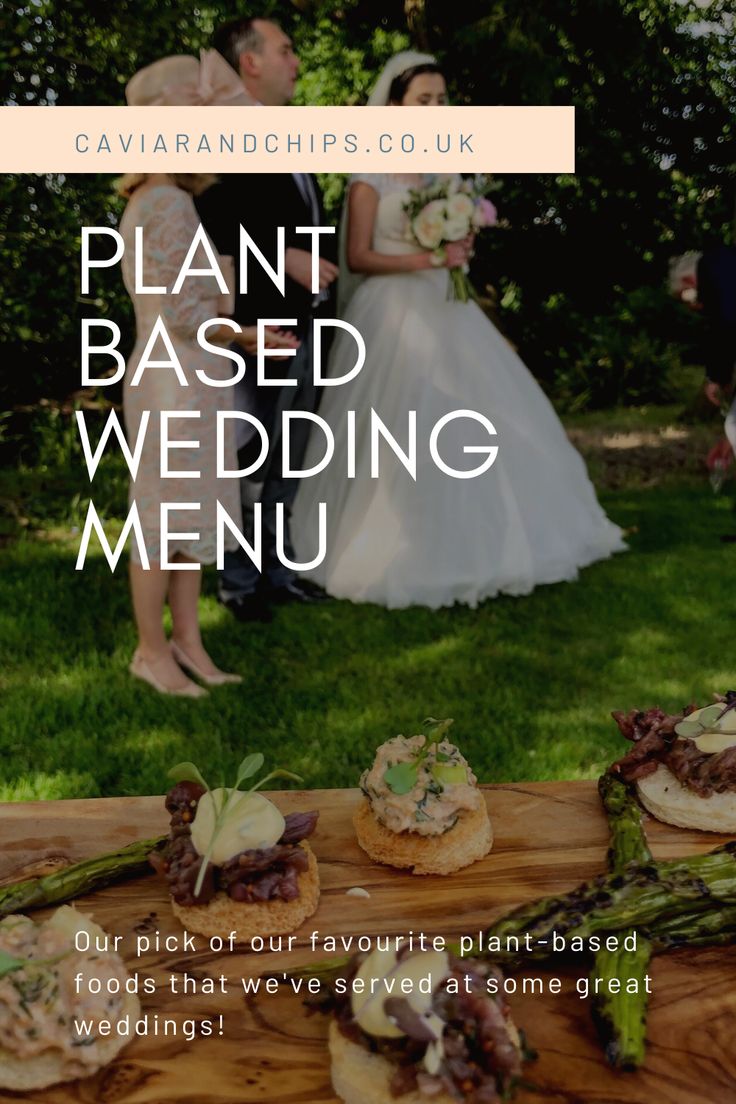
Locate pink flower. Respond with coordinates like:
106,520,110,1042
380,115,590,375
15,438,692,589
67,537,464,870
472,197,497,229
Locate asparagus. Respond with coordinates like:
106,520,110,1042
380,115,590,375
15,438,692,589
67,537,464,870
648,904,736,950
462,774,659,953
0,836,166,919
293,780,736,993
478,841,736,964
598,772,653,869
590,930,653,1069
590,773,653,1070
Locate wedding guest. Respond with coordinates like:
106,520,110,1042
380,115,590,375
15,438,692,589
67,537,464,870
698,241,736,498
700,242,736,419
195,17,339,623
120,53,296,696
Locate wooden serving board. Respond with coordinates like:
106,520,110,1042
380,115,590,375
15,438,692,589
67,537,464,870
1,783,735,1104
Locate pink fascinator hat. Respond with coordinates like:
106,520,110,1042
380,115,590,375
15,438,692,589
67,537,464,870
125,49,255,107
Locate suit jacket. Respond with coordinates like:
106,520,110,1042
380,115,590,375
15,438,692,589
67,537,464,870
697,245,736,385
195,173,336,334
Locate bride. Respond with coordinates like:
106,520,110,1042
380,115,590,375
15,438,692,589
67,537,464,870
292,52,625,609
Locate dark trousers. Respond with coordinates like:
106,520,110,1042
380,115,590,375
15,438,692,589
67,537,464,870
704,317,736,388
219,332,315,598
698,245,736,386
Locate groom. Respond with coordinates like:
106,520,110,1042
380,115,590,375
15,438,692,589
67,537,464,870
195,16,339,621
699,242,736,407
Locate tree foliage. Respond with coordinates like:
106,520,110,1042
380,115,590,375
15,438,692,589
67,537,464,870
1,0,733,409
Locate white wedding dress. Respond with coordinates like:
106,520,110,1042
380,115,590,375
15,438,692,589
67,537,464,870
292,173,625,609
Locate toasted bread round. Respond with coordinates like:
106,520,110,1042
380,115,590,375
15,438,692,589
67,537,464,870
0,992,140,1092
637,766,736,833
353,798,492,875
329,1021,456,1104
171,841,319,939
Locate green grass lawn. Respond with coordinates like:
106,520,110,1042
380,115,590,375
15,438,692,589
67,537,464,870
1,402,734,802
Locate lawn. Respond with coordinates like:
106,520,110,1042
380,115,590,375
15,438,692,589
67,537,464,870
1,401,734,802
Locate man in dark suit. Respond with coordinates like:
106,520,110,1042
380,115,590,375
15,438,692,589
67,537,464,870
196,17,338,620
699,242,736,407
697,241,736,510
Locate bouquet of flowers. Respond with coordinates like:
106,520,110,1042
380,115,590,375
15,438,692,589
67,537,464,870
668,251,702,308
403,175,498,302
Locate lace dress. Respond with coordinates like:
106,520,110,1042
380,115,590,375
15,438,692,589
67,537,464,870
120,185,241,565
292,173,625,609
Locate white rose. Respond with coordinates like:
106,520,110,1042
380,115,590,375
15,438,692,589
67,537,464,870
447,193,475,221
444,215,471,241
411,200,447,250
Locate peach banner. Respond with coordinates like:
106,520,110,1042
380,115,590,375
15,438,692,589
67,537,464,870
0,106,574,173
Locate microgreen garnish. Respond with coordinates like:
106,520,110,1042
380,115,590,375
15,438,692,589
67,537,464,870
0,949,69,980
250,769,304,792
423,718,455,741
167,756,303,900
675,693,736,740
384,762,419,795
383,719,465,795
167,761,210,791
0,950,28,979
235,753,264,787
717,690,736,723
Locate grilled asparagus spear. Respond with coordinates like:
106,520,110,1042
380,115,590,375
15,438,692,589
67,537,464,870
649,904,736,950
479,841,736,963
590,773,653,1069
0,836,165,919
598,771,653,869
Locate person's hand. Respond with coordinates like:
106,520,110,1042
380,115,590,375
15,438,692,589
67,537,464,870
235,325,300,358
285,247,339,291
263,326,301,361
234,325,260,356
705,380,723,407
707,436,733,471
444,234,475,270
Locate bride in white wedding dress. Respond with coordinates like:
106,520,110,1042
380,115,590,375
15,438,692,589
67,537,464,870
292,52,625,609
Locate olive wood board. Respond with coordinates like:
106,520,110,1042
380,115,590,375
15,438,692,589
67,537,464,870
0,782,734,1104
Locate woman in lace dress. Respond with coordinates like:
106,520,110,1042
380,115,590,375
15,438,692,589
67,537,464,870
292,53,625,609
120,55,296,696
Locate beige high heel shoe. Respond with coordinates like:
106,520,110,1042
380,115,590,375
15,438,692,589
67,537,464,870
129,651,208,698
170,640,243,686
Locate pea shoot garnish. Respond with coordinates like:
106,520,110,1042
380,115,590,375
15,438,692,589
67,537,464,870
0,948,69,980
383,718,467,795
167,755,303,899
674,691,736,740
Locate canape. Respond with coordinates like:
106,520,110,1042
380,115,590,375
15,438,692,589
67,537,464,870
322,947,525,1104
0,906,138,1091
150,755,319,939
611,693,736,832
353,720,492,875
